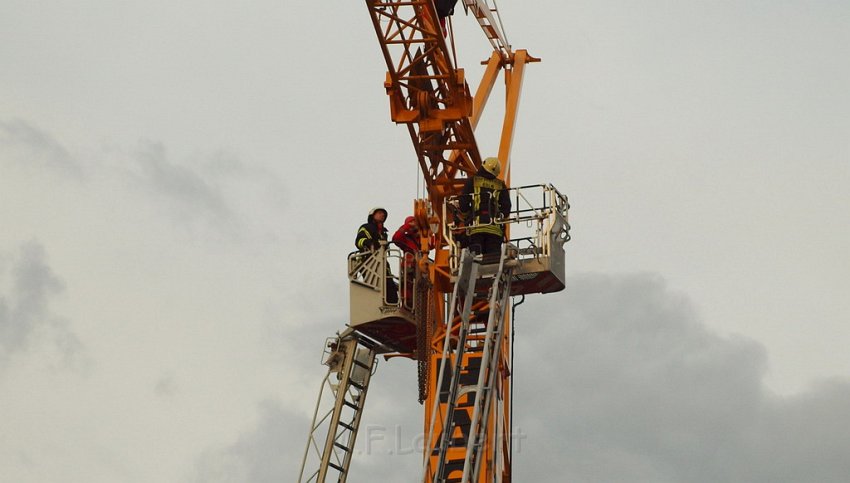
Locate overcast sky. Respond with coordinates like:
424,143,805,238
2,1,849,482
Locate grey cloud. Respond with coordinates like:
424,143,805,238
129,141,289,239
511,273,850,483
199,149,290,226
0,241,86,366
191,373,421,483
734,380,850,483
191,400,303,483
197,311,423,482
154,372,178,397
196,272,850,482
2,117,288,240
133,141,232,222
0,118,84,178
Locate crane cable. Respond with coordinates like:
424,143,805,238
448,15,458,70
509,293,525,464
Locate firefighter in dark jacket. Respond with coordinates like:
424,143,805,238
355,207,398,303
356,207,389,252
459,157,511,256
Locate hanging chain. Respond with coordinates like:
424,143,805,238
415,257,434,404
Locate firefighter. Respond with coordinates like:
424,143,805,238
459,157,511,257
355,207,388,252
354,207,398,303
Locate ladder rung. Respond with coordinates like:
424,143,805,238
338,421,356,432
343,399,361,411
349,380,365,390
353,359,371,370
328,462,345,473
334,441,352,452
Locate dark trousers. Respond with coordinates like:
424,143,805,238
469,233,502,257
385,279,398,304
385,261,399,304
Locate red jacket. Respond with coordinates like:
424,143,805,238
393,218,419,254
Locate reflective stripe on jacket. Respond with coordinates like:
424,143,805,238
460,170,511,236
355,222,386,251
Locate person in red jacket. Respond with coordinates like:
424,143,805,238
393,216,419,254
393,216,420,308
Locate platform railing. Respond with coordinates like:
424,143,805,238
347,242,408,309
442,183,570,273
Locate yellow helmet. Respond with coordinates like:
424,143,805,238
482,156,501,177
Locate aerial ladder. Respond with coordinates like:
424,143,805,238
299,1,571,481
298,335,378,482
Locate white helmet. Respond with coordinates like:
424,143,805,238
368,207,388,221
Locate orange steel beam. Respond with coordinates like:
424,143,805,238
498,50,538,186
471,52,503,130
366,0,481,214
484,52,536,481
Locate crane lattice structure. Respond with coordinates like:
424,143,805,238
299,1,570,481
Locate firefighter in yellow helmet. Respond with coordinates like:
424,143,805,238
459,157,511,256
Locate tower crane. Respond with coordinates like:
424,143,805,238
299,1,571,481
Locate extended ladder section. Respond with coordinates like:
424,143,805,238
423,245,515,482
298,335,377,483
461,0,512,60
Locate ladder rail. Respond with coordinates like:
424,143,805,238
335,349,376,482
423,244,516,482
422,249,479,482
298,369,335,482
299,336,377,483
465,248,513,481
462,0,512,59
431,253,482,481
